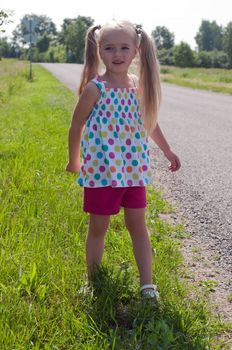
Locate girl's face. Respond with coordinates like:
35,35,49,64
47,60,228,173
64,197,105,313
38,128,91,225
99,28,137,75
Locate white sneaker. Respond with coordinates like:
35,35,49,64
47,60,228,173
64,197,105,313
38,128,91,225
140,284,160,300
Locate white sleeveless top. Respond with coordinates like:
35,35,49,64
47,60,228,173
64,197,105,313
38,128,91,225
77,77,154,188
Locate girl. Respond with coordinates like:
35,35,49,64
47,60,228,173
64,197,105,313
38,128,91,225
66,21,181,299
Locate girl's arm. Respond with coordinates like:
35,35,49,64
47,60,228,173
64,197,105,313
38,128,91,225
150,123,181,172
66,83,100,173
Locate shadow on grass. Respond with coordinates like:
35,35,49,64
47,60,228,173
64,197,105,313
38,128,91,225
77,265,211,350
0,150,17,160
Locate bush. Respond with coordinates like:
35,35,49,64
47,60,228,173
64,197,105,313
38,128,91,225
157,48,175,66
44,45,66,63
196,51,212,68
211,50,229,68
19,45,67,63
173,42,194,67
195,50,229,68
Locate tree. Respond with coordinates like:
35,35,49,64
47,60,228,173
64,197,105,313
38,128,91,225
58,18,74,45
13,14,57,50
33,15,57,37
174,42,194,67
151,26,174,49
59,16,94,63
195,20,223,51
0,37,11,57
36,33,50,52
0,10,13,33
223,22,232,68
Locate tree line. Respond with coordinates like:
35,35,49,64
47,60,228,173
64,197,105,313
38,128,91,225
1,12,232,68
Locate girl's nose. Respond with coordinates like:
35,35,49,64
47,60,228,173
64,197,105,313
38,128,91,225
114,48,122,56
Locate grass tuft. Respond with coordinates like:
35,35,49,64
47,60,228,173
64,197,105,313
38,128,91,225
159,65,232,94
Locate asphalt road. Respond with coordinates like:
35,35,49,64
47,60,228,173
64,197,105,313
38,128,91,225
40,63,232,270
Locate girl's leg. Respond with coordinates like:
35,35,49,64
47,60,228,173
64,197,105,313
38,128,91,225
124,208,153,286
85,214,110,279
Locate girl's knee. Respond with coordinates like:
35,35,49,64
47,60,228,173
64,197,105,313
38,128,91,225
88,214,110,236
124,208,147,233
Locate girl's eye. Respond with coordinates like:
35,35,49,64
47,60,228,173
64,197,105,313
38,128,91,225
122,47,129,50
105,47,112,50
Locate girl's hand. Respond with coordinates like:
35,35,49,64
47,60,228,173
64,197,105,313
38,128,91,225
164,149,181,172
66,161,80,174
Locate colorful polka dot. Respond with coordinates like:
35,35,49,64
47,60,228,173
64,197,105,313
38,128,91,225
100,131,108,137
99,166,105,172
110,166,116,173
102,145,108,151
114,145,121,152
112,180,117,187
132,160,138,166
97,152,103,159
109,152,115,159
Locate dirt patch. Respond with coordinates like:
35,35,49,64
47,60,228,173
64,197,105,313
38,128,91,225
180,235,232,322
158,199,232,325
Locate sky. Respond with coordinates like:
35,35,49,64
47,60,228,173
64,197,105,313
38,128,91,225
1,0,232,49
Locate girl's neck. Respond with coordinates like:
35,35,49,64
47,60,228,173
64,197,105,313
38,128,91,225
100,71,133,88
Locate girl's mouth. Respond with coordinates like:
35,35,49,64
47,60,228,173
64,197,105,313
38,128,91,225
113,61,124,65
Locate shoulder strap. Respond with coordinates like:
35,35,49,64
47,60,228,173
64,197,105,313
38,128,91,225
91,77,106,96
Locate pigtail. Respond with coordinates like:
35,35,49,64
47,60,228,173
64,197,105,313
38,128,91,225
78,25,101,95
137,27,161,134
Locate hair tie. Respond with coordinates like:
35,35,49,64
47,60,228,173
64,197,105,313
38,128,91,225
95,25,101,31
135,25,142,35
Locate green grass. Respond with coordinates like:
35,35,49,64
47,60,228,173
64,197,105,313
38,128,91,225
0,59,231,349
160,66,232,95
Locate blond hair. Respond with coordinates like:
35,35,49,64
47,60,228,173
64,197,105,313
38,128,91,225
78,21,161,134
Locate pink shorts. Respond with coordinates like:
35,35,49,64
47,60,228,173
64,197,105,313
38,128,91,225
84,186,146,215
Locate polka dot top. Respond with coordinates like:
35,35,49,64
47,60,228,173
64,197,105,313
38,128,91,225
77,77,154,188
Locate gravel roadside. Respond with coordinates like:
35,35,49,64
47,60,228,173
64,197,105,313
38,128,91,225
150,83,232,321
151,146,232,322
